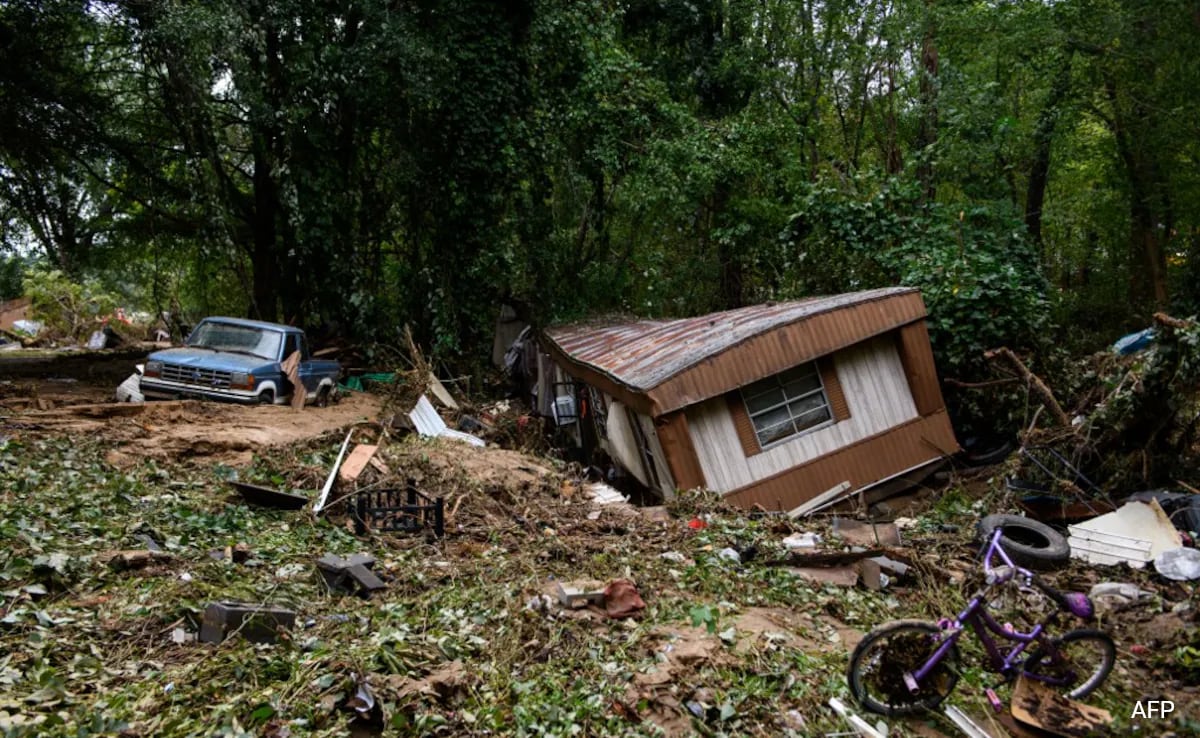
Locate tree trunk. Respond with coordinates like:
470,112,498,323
915,0,939,202
250,133,278,322
1025,63,1072,255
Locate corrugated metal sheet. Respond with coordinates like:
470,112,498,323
688,335,917,492
544,287,926,416
724,410,959,511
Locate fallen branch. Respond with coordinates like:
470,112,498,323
1153,312,1192,330
984,347,1070,427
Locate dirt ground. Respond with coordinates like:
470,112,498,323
0,347,384,466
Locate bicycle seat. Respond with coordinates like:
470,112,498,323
1064,592,1095,620
1031,577,1096,620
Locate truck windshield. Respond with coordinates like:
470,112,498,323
186,322,283,360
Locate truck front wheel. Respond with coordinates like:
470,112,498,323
258,390,275,405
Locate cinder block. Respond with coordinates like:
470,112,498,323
198,602,296,644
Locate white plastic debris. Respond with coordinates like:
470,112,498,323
716,548,741,563
1155,547,1200,581
782,532,820,549
1089,581,1154,611
660,551,687,563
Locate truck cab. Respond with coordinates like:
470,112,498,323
139,317,340,405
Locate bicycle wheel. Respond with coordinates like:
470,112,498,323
1023,629,1116,699
847,620,960,716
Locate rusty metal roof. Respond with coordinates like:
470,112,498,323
544,287,927,416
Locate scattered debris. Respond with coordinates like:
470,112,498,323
587,481,628,506
230,481,309,509
828,696,888,738
833,518,901,547
408,395,484,446
789,481,851,518
114,365,144,403
603,579,645,619
197,602,296,644
338,443,379,483
313,428,355,514
352,484,445,537
1154,547,1200,581
1089,582,1154,613
556,580,607,609
427,373,459,410
1010,676,1112,737
782,532,820,549
785,565,859,587
102,549,174,571
316,553,388,596
944,705,1001,738
1067,499,1181,568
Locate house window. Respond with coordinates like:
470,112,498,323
741,362,832,447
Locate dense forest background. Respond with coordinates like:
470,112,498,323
3,0,1199,404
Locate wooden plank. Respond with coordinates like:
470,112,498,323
339,444,379,482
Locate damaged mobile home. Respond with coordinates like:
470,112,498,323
539,287,959,512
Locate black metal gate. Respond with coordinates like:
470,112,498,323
353,481,445,537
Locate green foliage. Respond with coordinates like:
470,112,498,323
0,255,25,300
22,268,119,340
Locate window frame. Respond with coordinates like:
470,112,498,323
740,361,834,450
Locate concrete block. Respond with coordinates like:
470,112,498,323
198,602,295,644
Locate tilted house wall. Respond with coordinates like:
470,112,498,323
542,287,959,512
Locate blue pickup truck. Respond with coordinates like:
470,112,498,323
139,317,341,406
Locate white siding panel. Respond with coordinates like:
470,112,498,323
636,412,676,497
606,401,649,487
688,335,919,493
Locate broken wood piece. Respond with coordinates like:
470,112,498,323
833,517,901,547
339,444,379,483
768,548,886,568
785,566,859,587
983,347,1069,427
427,373,459,409
1153,312,1191,330
1011,675,1112,736
787,481,851,518
858,559,883,591
103,549,174,571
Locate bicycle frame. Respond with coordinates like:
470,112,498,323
906,529,1074,692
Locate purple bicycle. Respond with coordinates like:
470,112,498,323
847,525,1116,716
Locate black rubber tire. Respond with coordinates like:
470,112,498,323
847,620,960,716
315,385,331,408
258,389,275,405
1024,629,1116,699
977,514,1070,571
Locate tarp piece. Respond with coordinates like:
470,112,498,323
1113,327,1155,355
408,395,485,447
